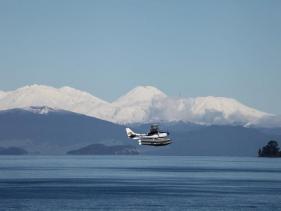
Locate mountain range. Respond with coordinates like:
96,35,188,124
0,84,279,127
0,84,280,156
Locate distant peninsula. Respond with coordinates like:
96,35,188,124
258,140,281,157
0,147,28,155
67,144,139,155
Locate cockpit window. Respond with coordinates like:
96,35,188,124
148,124,160,135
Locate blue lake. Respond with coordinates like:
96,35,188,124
0,156,281,210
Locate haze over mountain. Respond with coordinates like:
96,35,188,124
0,84,277,127
0,106,126,154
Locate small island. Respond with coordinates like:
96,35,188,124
0,147,28,155
67,144,139,155
258,140,281,157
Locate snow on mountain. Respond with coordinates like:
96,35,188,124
190,96,268,124
113,86,167,107
23,106,57,114
111,86,167,123
110,86,269,125
0,85,115,122
245,114,281,128
0,91,6,99
0,84,274,126
147,96,270,125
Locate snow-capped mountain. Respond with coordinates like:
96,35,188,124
0,84,276,126
147,96,269,125
113,86,167,107
0,85,115,122
112,86,167,123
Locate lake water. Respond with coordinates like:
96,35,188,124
0,156,281,211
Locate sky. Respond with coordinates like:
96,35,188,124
0,0,281,114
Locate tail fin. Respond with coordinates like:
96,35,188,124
126,128,137,138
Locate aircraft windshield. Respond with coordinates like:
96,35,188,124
148,124,160,135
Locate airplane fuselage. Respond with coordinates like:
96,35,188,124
132,132,169,140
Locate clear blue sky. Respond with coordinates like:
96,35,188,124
0,0,280,114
